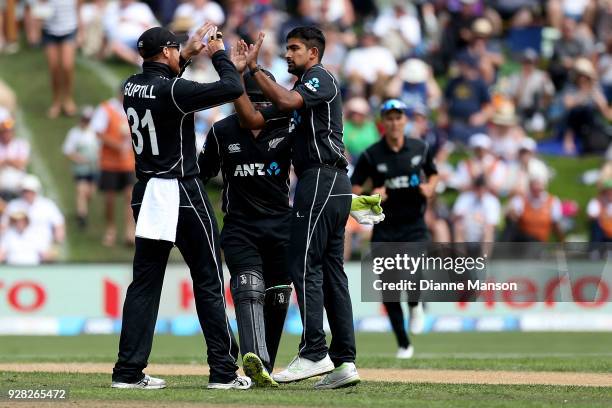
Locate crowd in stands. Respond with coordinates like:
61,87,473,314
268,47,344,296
0,0,611,263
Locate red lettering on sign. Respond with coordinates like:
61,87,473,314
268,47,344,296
8,282,46,312
573,277,610,308
180,280,194,309
103,279,121,318
502,278,536,308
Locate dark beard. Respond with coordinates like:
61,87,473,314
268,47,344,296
287,63,305,77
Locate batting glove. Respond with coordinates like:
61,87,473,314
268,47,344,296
350,194,385,225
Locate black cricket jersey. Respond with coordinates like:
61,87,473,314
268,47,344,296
122,51,242,181
199,113,292,219
351,137,437,220
261,63,347,176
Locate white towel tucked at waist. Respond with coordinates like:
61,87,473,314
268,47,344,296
135,178,180,242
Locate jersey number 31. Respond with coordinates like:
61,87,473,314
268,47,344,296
126,107,159,156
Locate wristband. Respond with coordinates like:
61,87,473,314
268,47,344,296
250,65,263,75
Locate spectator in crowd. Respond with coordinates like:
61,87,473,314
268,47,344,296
597,36,612,103
0,78,16,112
372,2,422,60
588,178,612,243
562,57,612,154
452,174,501,247
467,17,503,85
343,31,398,98
42,0,80,118
320,25,349,78
387,58,442,111
504,49,555,131
343,97,380,162
504,161,564,242
408,103,448,164
79,0,107,58
2,175,65,250
453,133,507,194
62,106,99,229
103,0,158,65
171,0,225,32
548,17,593,91
439,52,493,143
90,90,135,247
0,108,29,201
504,137,545,196
0,210,54,265
488,101,527,162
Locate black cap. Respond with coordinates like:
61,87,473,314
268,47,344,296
137,27,180,59
243,70,276,102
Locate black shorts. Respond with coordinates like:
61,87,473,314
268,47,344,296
42,29,77,45
98,171,135,192
74,173,97,183
372,217,430,243
221,213,292,287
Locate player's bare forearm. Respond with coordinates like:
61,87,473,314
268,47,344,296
251,70,303,111
234,77,265,130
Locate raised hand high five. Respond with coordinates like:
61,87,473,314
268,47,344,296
246,32,265,70
181,22,215,59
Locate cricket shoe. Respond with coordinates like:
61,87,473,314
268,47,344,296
111,374,166,389
396,345,414,359
207,375,252,390
409,302,425,334
273,355,334,383
314,363,360,389
242,352,278,388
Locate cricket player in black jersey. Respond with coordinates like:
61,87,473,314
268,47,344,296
111,24,251,390
198,69,293,387
233,27,360,389
351,99,439,359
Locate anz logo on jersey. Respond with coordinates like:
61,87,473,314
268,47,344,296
384,174,421,189
289,110,301,134
234,162,282,177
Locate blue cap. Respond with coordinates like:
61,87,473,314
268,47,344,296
380,99,408,116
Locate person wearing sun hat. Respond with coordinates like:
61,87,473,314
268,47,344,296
0,209,54,265
453,132,507,194
467,17,503,85
588,179,612,243
488,101,527,161
0,107,30,201
562,57,612,154
343,97,380,161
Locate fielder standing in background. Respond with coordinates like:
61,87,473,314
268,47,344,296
111,24,251,390
351,99,439,359
234,27,360,389
198,67,293,388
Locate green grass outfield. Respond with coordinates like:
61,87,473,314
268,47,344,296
1,333,611,407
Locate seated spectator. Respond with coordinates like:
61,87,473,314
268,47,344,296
452,175,501,244
372,2,422,60
504,137,546,196
504,49,555,131
2,175,65,251
467,18,504,85
80,0,107,57
597,37,612,103
548,17,593,91
562,58,612,154
63,106,99,229
488,101,527,161
439,52,493,143
504,162,564,242
387,58,442,110
453,133,507,194
343,31,398,98
0,108,29,201
171,0,225,32
103,0,158,65
588,179,612,243
0,210,54,265
343,97,380,162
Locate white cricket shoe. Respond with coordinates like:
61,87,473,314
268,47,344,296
314,362,360,389
273,355,334,383
409,303,425,334
396,345,414,359
207,375,252,390
111,374,166,389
